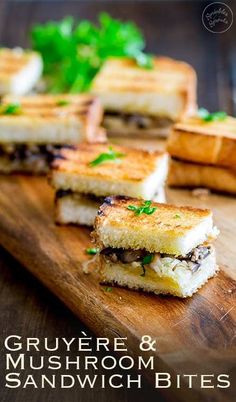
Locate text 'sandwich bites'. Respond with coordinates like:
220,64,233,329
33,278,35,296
0,48,43,95
50,143,168,226
0,94,105,174
91,57,197,138
167,112,236,194
93,196,219,298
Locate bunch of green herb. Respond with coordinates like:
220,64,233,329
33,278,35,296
198,108,227,122
31,13,153,93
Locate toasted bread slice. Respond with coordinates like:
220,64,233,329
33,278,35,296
168,158,236,194
94,196,216,255
0,48,42,95
50,143,168,199
91,57,197,120
99,248,217,298
55,193,101,226
55,188,166,226
167,115,236,168
0,94,105,144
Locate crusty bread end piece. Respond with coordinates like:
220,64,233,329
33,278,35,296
167,116,236,168
168,158,236,194
94,196,215,255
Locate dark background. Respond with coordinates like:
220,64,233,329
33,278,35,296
0,1,235,401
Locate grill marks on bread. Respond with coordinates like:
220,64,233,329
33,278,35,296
0,48,36,77
50,143,167,183
93,196,214,255
93,57,196,93
1,95,97,120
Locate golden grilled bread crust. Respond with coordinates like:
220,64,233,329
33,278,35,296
92,56,196,93
0,94,105,143
50,143,167,183
167,116,236,168
92,57,197,118
95,196,211,233
168,158,236,194
0,48,39,81
93,196,213,254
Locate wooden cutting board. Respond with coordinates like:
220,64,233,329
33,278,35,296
0,173,235,402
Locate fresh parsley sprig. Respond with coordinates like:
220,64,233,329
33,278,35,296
89,146,126,167
56,99,70,106
140,254,154,277
86,247,99,255
104,287,112,292
173,214,181,219
0,102,22,115
127,200,157,216
198,108,227,122
31,13,153,93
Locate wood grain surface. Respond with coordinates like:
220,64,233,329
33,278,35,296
0,173,235,402
0,249,160,402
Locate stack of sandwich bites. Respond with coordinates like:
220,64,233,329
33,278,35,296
49,143,168,226
0,94,105,173
91,57,197,138
0,46,221,298
93,196,219,298
167,112,236,194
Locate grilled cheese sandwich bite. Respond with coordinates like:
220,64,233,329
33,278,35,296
91,57,197,137
0,48,43,95
50,143,168,226
0,94,105,173
167,113,236,194
93,196,219,298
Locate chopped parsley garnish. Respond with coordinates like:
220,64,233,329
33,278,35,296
140,254,154,276
1,102,22,115
105,287,112,292
86,247,99,255
198,108,227,122
31,13,153,93
127,200,157,216
89,146,126,167
56,99,70,106
101,286,113,292
173,214,181,219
